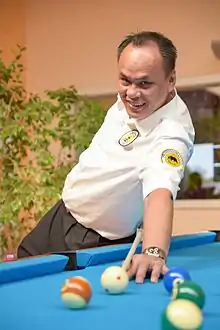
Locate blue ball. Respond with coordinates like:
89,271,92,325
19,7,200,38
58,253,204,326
163,267,191,294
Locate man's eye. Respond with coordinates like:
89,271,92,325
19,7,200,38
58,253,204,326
121,78,130,85
140,81,150,87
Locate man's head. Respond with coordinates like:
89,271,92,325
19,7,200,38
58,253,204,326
117,31,177,120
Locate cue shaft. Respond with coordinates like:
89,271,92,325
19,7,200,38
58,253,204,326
121,227,143,271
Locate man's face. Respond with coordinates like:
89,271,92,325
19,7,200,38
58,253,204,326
118,42,176,120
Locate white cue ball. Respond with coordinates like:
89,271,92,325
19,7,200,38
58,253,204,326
101,266,129,294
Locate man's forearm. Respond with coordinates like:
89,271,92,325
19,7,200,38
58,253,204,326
142,188,174,256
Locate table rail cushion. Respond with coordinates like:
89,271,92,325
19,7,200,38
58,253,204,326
0,255,68,285
76,232,216,268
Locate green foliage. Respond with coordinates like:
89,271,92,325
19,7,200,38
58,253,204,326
0,45,106,256
194,113,220,144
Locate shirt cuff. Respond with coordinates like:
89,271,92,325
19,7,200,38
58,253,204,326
142,173,180,200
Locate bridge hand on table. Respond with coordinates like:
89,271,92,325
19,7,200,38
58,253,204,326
126,253,169,284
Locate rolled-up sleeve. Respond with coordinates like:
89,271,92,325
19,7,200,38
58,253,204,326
139,127,194,200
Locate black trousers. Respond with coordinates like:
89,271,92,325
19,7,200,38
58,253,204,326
17,199,136,258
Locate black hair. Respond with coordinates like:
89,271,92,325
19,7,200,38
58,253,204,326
117,31,177,75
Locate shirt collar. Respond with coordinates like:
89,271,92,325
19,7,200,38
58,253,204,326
117,90,178,136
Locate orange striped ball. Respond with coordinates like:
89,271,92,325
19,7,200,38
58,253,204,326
61,276,92,309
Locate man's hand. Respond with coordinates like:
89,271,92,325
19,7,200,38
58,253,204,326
127,253,169,283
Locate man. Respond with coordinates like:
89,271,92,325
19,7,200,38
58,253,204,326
17,31,195,284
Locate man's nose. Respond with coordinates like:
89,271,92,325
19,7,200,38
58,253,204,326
126,84,141,99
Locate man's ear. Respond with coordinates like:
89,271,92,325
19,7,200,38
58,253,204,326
169,70,176,90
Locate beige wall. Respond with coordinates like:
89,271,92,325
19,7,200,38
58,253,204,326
1,1,220,96
0,0,26,81
173,200,220,235
24,0,220,96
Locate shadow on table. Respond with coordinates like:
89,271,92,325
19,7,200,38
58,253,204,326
204,312,220,318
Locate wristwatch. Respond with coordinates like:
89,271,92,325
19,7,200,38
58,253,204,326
142,247,166,261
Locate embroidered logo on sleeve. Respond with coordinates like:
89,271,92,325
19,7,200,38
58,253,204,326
161,149,184,168
118,129,139,146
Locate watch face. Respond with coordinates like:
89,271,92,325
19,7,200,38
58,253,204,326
149,247,159,254
143,247,166,260
146,247,165,260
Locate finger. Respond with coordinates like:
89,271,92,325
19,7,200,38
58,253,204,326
126,257,138,279
136,261,150,284
162,264,169,275
150,261,163,283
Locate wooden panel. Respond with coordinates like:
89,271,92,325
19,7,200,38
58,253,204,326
173,200,220,235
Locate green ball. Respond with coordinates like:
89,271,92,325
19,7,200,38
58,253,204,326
172,280,205,309
161,299,203,330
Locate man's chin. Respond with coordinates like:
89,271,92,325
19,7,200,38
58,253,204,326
125,106,150,120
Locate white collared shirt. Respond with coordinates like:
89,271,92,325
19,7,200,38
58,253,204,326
62,92,195,239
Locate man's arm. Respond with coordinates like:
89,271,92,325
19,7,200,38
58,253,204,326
142,188,173,256
126,187,173,283
127,123,194,283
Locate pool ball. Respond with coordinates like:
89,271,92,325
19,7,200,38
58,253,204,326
161,299,203,330
101,266,129,294
163,267,191,294
61,276,92,309
172,280,206,309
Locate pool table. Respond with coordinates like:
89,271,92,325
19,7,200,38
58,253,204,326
0,232,220,330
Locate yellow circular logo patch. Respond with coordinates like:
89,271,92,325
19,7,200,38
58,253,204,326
161,149,183,168
119,130,139,146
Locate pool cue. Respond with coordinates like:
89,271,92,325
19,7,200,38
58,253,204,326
121,227,143,271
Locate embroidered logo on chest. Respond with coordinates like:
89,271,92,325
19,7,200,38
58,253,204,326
118,129,139,146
